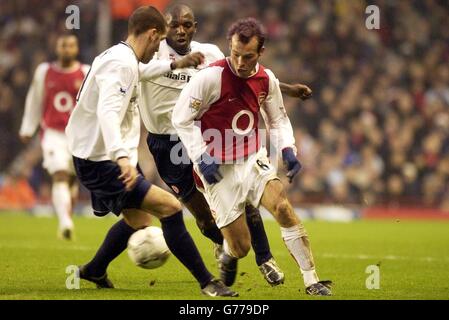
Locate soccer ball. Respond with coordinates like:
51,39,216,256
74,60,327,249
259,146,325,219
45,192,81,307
127,226,171,269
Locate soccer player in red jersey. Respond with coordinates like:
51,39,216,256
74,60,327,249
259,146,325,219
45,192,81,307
173,18,332,296
19,33,89,240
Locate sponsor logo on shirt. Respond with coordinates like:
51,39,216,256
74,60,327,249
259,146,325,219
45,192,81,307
164,71,192,83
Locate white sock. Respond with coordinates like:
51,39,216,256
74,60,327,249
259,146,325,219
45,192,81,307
281,224,319,287
52,182,74,231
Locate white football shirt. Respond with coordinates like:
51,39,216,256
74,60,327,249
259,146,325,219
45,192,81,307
66,42,142,165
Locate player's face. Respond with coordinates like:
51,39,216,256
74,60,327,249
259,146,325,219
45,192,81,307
141,29,165,63
229,34,263,78
165,11,197,54
56,36,79,64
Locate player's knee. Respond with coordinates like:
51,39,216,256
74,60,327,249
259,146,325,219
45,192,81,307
52,171,70,182
159,195,182,217
229,239,250,258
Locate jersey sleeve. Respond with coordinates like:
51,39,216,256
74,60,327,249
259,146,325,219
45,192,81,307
195,43,225,69
208,44,225,60
95,60,135,161
139,59,172,81
261,68,297,155
19,62,49,137
172,66,222,162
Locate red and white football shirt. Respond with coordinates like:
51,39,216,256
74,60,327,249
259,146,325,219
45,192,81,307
20,61,90,136
172,58,296,163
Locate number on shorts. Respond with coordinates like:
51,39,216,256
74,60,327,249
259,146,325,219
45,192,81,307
256,159,270,171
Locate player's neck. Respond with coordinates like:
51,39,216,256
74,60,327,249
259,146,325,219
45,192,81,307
124,37,142,62
172,44,191,56
226,57,258,78
56,60,79,71
174,47,190,56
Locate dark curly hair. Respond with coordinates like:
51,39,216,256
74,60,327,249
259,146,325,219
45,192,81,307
227,17,266,52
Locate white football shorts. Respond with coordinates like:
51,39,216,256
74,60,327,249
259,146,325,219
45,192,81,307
194,147,278,229
41,128,74,175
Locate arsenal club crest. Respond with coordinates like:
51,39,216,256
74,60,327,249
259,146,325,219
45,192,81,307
190,96,202,113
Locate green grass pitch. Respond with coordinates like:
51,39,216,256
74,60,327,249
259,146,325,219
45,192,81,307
0,213,448,300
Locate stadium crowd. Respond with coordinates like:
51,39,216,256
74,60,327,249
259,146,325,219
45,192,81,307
1,0,448,210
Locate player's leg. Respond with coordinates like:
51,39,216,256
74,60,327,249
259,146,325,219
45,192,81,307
42,129,75,239
177,171,277,278
76,159,236,295
184,190,223,244
147,133,223,245
164,135,270,268
51,170,74,239
138,184,237,296
69,175,79,215
192,160,253,287
218,212,252,286
219,214,252,258
244,205,271,264
79,208,151,288
244,204,285,286
182,189,223,253
73,158,147,288
187,183,284,285
260,179,332,295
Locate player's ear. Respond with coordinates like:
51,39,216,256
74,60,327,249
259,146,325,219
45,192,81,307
147,28,158,40
258,46,265,57
193,21,198,33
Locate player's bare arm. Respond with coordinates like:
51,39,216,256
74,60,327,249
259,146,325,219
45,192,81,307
171,51,205,69
139,51,205,81
279,82,312,100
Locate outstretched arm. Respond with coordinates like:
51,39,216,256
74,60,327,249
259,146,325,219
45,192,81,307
262,71,301,183
139,52,205,81
279,82,312,100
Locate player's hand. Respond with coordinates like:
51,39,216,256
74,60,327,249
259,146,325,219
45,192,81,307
198,152,223,185
173,52,205,69
20,135,32,144
282,147,302,183
117,157,139,191
286,84,312,100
